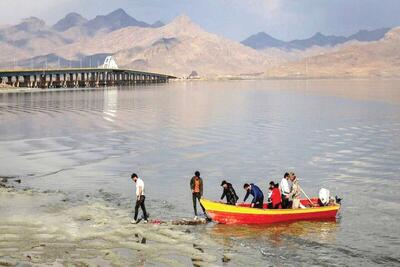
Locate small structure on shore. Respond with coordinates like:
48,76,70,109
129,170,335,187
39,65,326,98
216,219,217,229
188,70,200,79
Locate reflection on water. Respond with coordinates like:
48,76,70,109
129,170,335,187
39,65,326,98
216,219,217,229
0,80,400,266
103,89,118,122
210,220,338,244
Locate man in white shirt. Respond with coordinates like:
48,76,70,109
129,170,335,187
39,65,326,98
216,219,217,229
131,173,148,224
280,172,292,209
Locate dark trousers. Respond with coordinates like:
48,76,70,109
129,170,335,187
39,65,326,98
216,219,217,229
253,198,264,209
134,195,148,221
281,195,292,209
192,192,205,216
268,202,282,209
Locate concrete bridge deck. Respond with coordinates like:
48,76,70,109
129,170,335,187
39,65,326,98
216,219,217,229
0,68,176,88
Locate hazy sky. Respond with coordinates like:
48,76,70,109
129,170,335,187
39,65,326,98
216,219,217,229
1,0,399,41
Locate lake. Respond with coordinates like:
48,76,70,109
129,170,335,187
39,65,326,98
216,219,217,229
0,80,399,266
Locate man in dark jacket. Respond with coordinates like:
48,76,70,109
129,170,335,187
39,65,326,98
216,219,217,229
190,171,205,219
243,183,264,208
220,180,239,205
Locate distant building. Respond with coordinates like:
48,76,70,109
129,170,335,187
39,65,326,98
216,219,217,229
188,70,200,79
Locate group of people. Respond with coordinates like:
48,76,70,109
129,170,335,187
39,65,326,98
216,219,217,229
130,170,306,224
190,171,306,219
250,171,305,209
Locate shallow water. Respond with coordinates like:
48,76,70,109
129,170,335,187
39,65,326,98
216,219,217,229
0,80,400,266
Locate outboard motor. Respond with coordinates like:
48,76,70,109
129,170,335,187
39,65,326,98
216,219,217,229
319,188,330,206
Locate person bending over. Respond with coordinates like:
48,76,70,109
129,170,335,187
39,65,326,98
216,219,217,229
220,180,239,205
243,183,264,209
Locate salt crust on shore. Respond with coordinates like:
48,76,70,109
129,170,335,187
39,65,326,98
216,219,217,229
0,187,224,266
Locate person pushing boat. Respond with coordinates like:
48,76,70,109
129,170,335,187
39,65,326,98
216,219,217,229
190,171,206,219
243,183,264,208
220,180,239,205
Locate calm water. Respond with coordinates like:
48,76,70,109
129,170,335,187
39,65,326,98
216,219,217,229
0,80,400,266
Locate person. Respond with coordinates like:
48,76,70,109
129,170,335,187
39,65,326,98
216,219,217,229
243,183,264,208
220,180,239,205
289,172,306,209
269,181,282,209
131,173,148,224
190,171,205,219
280,172,292,209
267,183,273,209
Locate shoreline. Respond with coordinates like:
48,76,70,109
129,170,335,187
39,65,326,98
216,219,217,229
0,180,222,266
1,77,400,94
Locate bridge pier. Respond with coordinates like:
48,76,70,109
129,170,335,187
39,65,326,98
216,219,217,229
62,73,67,87
53,74,60,88
48,74,53,88
15,76,20,87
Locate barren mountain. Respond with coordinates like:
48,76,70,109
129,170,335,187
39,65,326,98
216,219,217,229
0,17,73,60
263,27,400,78
242,28,390,50
52,12,88,32
0,9,398,79
0,9,164,63
55,15,278,77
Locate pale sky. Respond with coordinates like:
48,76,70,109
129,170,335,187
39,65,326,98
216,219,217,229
0,0,399,41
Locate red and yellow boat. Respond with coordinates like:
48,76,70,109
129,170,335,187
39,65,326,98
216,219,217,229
200,198,340,224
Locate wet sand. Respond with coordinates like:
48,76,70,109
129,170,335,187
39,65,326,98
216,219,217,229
0,183,227,266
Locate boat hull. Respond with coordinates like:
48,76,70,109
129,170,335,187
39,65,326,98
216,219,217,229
201,198,340,224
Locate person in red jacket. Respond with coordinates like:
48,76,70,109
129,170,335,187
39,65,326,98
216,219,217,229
269,181,282,209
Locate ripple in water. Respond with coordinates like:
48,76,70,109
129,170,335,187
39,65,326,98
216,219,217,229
1,80,400,265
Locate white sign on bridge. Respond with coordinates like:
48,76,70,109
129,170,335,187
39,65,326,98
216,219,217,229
100,56,119,69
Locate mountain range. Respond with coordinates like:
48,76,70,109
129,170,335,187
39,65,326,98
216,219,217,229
52,8,164,35
263,27,400,79
241,28,390,50
0,8,398,78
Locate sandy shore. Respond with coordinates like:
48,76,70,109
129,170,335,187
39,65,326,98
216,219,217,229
0,180,238,266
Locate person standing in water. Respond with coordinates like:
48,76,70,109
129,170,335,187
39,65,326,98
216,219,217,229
131,173,148,224
190,171,206,219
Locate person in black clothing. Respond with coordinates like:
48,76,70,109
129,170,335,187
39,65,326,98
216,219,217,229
220,180,239,205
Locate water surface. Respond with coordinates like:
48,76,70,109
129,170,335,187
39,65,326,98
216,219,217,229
0,80,399,266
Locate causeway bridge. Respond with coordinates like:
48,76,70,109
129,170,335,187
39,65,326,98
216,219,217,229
0,67,176,88
0,57,175,88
